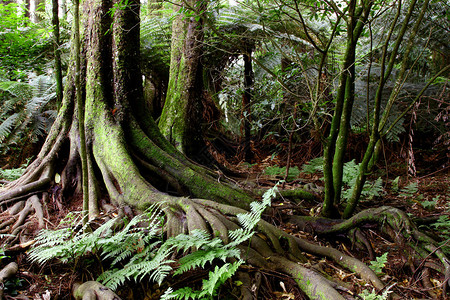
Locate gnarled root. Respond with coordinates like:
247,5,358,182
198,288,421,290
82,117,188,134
289,206,450,297
160,197,385,299
73,281,121,300
0,195,45,246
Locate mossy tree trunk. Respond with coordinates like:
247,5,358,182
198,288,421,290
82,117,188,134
321,0,372,218
158,0,207,157
52,0,63,108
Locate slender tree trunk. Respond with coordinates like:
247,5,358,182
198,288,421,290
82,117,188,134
52,0,63,108
240,43,253,161
322,0,372,218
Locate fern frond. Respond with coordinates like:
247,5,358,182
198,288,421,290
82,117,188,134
200,261,242,297
174,247,240,276
0,99,19,118
301,157,324,174
160,287,177,300
0,113,20,142
165,230,224,253
28,227,84,265
226,228,254,248
171,287,200,300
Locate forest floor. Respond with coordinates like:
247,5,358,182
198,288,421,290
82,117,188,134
0,145,449,299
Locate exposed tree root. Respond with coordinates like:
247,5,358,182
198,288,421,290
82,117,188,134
0,195,45,247
0,262,18,299
289,206,450,297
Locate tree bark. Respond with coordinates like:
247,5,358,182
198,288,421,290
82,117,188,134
158,0,206,157
240,43,253,161
52,0,63,108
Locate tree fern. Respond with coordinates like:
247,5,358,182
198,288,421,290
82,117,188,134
0,81,34,100
0,75,57,154
0,113,20,143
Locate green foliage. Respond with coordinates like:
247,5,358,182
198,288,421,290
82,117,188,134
264,166,300,181
0,248,8,260
301,157,324,174
0,159,28,181
399,182,418,198
0,2,52,80
301,157,383,201
420,195,439,210
368,252,388,275
359,287,392,300
29,186,279,298
3,277,24,297
140,10,172,78
0,75,57,156
341,160,384,201
433,214,450,255
391,176,400,192
168,262,241,300
352,81,406,143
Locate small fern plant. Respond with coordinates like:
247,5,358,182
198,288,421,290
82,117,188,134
300,157,383,202
340,159,384,202
29,185,279,299
368,252,388,275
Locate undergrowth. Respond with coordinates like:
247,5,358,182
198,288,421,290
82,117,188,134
0,159,30,182
301,157,384,202
29,185,279,299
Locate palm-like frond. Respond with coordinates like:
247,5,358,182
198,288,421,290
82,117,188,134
140,16,172,76
0,113,20,143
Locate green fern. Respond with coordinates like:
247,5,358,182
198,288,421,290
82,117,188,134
29,186,279,298
0,75,57,154
399,182,419,198
170,261,242,300
368,252,388,275
0,113,20,143
340,160,384,201
301,157,324,174
264,166,300,181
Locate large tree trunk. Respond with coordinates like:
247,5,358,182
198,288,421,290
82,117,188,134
158,0,206,157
